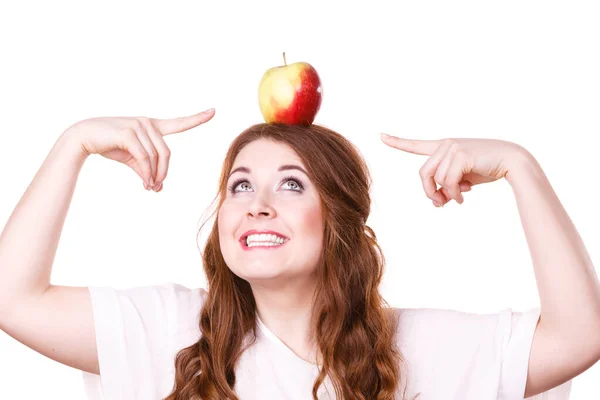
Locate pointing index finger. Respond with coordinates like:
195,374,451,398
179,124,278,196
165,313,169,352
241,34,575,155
381,134,440,156
152,108,215,136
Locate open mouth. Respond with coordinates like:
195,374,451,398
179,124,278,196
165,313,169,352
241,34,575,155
240,234,289,250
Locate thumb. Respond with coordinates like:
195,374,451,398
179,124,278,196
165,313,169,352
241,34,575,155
123,157,151,189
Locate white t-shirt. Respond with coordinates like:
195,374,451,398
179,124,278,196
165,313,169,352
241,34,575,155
81,283,572,399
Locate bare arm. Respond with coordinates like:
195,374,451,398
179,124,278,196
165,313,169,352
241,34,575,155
505,154,600,398
0,110,214,377
0,130,99,374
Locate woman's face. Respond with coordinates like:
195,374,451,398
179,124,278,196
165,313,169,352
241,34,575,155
218,138,324,285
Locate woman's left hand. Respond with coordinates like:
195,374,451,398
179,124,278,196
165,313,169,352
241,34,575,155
380,134,529,207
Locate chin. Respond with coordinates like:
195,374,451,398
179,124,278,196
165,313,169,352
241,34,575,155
230,269,287,287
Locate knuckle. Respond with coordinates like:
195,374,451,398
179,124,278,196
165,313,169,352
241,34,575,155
130,118,143,130
446,174,460,185
447,144,460,155
454,149,467,160
138,116,150,125
426,190,438,201
122,126,134,136
124,128,137,140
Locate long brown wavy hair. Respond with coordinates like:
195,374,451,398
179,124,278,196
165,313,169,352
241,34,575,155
165,123,413,400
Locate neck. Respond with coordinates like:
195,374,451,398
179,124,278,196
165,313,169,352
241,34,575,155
249,272,319,364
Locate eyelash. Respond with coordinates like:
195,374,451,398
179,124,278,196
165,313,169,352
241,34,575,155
227,175,305,194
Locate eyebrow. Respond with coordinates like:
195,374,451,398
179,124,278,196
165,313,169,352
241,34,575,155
228,164,308,179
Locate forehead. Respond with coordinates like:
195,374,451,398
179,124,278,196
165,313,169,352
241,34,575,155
232,139,303,168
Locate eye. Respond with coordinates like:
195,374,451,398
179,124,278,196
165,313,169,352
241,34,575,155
228,177,251,193
227,175,305,194
280,176,304,191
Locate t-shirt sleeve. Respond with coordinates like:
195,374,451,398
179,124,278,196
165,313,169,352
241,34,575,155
394,307,572,400
81,282,208,400
500,309,572,399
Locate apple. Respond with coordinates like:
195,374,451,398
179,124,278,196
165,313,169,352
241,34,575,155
258,53,322,125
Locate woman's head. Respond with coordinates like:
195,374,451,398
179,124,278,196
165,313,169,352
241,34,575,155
217,136,325,286
167,123,411,400
216,123,370,289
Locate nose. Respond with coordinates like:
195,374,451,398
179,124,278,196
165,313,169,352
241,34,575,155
247,191,275,219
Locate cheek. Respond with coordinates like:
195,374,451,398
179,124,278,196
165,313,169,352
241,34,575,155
217,206,238,268
218,202,238,227
217,206,235,243
296,204,325,272
296,202,324,241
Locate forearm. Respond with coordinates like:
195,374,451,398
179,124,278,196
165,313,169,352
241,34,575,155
0,130,88,314
506,152,600,341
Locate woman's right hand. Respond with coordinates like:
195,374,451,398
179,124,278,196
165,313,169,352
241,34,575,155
65,108,215,191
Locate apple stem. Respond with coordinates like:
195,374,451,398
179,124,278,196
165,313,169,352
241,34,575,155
283,52,287,66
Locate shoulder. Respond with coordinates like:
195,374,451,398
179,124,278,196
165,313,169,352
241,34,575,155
88,282,208,319
388,306,519,332
84,283,210,398
385,306,563,399
87,282,209,344
386,306,541,356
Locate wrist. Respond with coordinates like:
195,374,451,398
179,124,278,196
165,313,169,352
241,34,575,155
56,128,90,164
505,147,544,187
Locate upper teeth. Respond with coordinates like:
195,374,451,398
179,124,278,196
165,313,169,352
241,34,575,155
246,234,285,245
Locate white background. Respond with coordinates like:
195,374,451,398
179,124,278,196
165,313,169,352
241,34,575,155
1,0,599,398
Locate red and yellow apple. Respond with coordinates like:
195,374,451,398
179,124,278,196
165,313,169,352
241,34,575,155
258,53,322,125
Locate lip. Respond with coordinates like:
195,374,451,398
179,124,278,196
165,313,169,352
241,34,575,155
239,229,290,251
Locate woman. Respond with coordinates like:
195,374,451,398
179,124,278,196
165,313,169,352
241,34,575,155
0,108,594,399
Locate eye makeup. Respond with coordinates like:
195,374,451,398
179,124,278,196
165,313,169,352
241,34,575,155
227,175,305,194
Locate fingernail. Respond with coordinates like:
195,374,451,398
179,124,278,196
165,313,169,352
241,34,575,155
380,133,390,139
433,200,441,207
